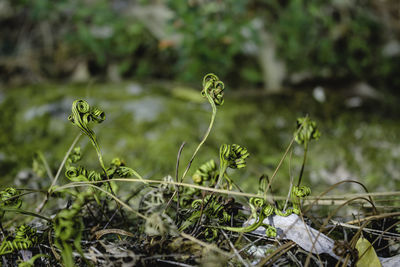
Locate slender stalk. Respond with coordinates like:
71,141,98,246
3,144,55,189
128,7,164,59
297,141,308,187
180,91,217,182
283,148,294,211
56,179,272,200
52,183,148,220
1,207,51,222
264,122,305,197
37,151,54,181
92,138,117,196
264,137,296,197
37,133,81,213
51,133,82,193
215,162,228,189
175,142,186,217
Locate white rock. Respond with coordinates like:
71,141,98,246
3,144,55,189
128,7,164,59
245,214,398,266
245,214,339,260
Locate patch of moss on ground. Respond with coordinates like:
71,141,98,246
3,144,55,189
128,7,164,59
1,82,399,197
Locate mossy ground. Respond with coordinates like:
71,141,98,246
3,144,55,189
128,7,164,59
1,82,399,194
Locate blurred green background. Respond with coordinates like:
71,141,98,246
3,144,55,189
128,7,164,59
0,0,399,194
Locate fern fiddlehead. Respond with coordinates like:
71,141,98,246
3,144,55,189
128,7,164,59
68,100,107,177
295,116,321,148
0,225,37,256
217,175,276,237
290,185,311,214
0,187,22,220
294,116,320,187
217,144,249,188
201,73,225,106
0,187,22,210
192,159,218,185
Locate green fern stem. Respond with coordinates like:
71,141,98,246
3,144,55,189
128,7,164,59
180,73,223,182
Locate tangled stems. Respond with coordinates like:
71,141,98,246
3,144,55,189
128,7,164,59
17,254,49,267
219,175,310,237
219,186,310,238
274,185,311,216
64,148,142,198
219,176,276,237
180,74,224,182
218,202,277,238
179,195,232,233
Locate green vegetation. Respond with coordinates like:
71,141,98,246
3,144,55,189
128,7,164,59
1,0,400,265
2,1,399,93
0,75,399,266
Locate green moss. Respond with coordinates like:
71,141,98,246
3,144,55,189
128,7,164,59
1,82,399,195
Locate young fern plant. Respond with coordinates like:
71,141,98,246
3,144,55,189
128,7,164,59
53,192,91,267
0,225,38,256
180,73,224,182
66,100,146,191
68,100,108,179
216,175,277,237
211,118,321,238
274,117,320,215
294,116,321,187
0,188,22,219
217,144,250,189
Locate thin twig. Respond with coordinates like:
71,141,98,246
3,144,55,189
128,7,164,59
53,183,148,220
164,142,186,217
221,230,249,267
180,91,217,182
37,151,54,181
36,133,81,213
50,133,82,192
61,179,269,199
180,232,231,258
284,148,294,211
156,259,195,267
265,137,296,197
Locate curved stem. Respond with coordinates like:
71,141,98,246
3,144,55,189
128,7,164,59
264,122,305,197
49,133,82,194
218,213,267,233
1,207,51,222
37,133,82,213
180,91,217,182
215,162,228,189
93,139,108,179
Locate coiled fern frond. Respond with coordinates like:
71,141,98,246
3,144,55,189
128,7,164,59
217,144,250,188
0,225,37,256
202,73,225,106
192,159,218,185
295,116,320,146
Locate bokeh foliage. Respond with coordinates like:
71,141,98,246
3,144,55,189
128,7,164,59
1,0,399,92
